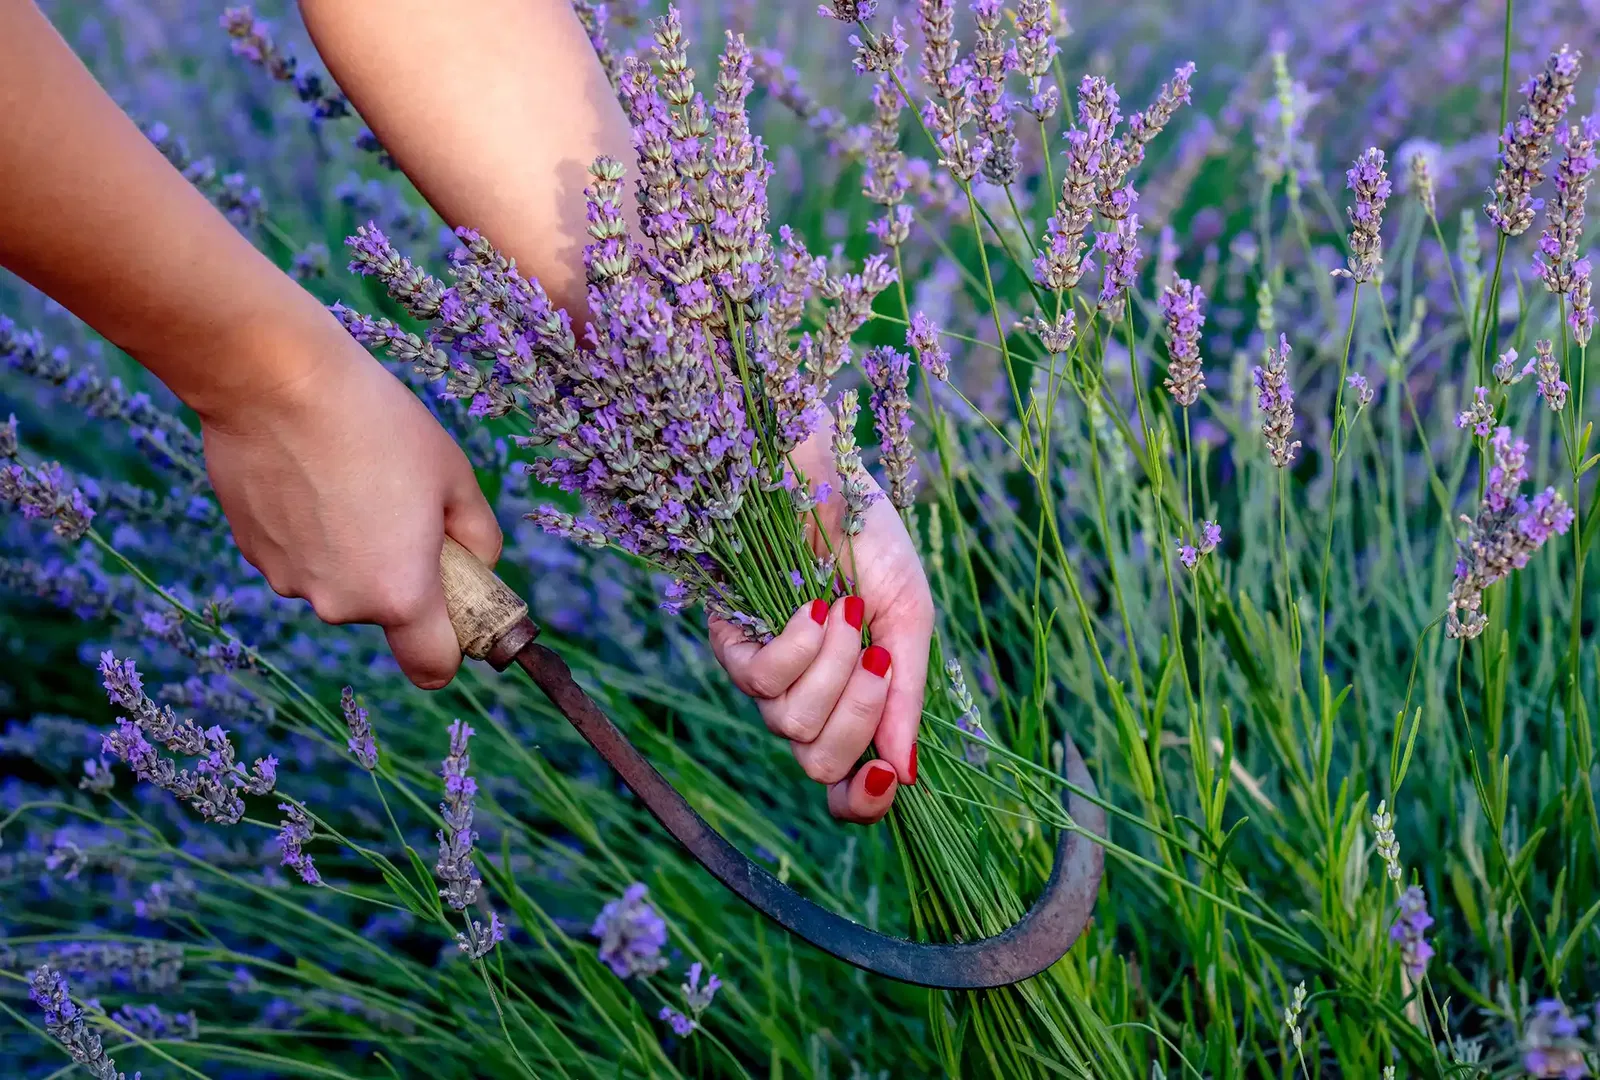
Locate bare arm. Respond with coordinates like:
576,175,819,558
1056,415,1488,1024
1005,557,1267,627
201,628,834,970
299,0,636,321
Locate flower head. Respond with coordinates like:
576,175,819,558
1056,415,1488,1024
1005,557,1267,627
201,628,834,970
591,883,669,979
1389,885,1434,979
1252,335,1300,468
1487,46,1582,236
1333,147,1391,283
1529,339,1569,411
1159,278,1206,406
436,719,481,910
1455,386,1497,437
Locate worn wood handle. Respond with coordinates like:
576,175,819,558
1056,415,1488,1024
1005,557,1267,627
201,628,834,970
439,536,537,665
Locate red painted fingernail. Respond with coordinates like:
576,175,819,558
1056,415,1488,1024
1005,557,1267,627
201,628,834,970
809,599,828,625
865,764,895,797
843,595,865,630
908,743,919,786
862,644,891,678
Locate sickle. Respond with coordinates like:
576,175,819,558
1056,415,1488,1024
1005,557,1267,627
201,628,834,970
440,538,1105,990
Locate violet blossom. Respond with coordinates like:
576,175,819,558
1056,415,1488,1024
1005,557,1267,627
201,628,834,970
1389,885,1434,979
1487,46,1582,237
658,961,723,1037
862,347,916,509
29,966,135,1080
1455,386,1497,437
1529,339,1569,411
436,719,481,911
969,0,1017,186
1333,147,1391,283
276,803,321,886
906,311,950,380
341,687,377,770
1252,334,1301,468
592,882,669,979
1160,278,1206,406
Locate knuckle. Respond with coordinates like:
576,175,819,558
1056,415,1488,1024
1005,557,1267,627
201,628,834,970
744,666,790,700
795,745,849,785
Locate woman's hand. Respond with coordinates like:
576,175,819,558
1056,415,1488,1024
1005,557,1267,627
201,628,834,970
200,316,503,690
709,432,934,824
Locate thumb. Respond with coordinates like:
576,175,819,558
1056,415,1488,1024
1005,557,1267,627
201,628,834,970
445,474,504,568
385,573,465,691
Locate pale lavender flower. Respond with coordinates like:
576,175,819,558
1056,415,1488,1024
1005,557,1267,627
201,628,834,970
1535,115,1598,295
1389,885,1434,979
1572,262,1596,347
1487,47,1582,237
1160,278,1206,406
1177,521,1221,571
0,422,97,541
30,966,135,1080
832,390,882,534
657,961,724,1037
1095,213,1143,310
341,687,377,770
862,347,916,509
1120,63,1197,177
969,0,1017,185
456,910,506,961
945,658,989,765
906,311,950,380
1013,0,1058,120
1019,312,1077,354
1494,347,1526,385
1408,147,1437,216
1523,1000,1590,1079
1346,373,1375,408
849,17,905,75
1333,148,1391,283
864,77,911,247
436,719,481,911
1455,386,1496,437
1529,339,1569,411
277,803,321,886
915,0,960,101
592,883,669,979
220,6,350,121
1252,335,1300,467
1447,426,1574,639
1036,77,1120,290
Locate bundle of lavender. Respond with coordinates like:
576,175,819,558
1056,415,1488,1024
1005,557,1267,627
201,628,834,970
334,12,1109,1074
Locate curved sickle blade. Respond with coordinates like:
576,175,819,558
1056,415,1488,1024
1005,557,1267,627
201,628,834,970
515,643,1106,990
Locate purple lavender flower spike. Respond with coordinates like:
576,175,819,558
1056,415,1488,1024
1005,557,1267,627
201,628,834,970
277,803,322,886
1488,47,1582,237
862,346,917,509
1345,372,1376,409
969,0,1017,185
1037,77,1121,290
1523,999,1590,1079
1160,278,1206,406
1252,335,1300,467
850,17,905,75
220,5,352,122
30,965,137,1080
1530,339,1569,411
831,390,883,535
1455,386,1497,437
456,909,506,961
1013,0,1059,121
591,882,669,979
906,311,950,380
341,687,378,770
1333,148,1391,283
1019,312,1077,354
1536,116,1598,297
0,424,97,542
1388,885,1434,979
658,961,723,1037
864,77,911,247
436,719,482,911
945,658,989,766
1572,260,1596,347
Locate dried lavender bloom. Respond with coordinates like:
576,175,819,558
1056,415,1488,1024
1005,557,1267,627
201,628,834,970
30,966,133,1080
1409,148,1437,216
1251,334,1300,467
98,652,276,825
1160,278,1206,406
1013,0,1059,120
1019,312,1077,354
220,6,350,121
456,910,506,961
591,883,669,978
1371,799,1402,883
916,0,960,101
969,0,1017,186
862,347,917,509
1095,213,1143,311
276,802,321,886
1332,148,1391,283
1389,885,1434,979
1493,347,1526,385
1036,77,1120,290
850,17,905,75
1529,339,1569,411
1572,263,1596,347
832,390,883,534
436,719,481,911
1535,116,1598,294
906,312,950,380
945,658,989,766
1447,426,1574,639
1346,373,1375,409
1455,386,1497,437
340,687,377,770
1487,46,1582,237
1522,1001,1590,1079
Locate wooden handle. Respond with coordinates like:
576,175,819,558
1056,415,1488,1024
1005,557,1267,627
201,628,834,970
439,536,537,665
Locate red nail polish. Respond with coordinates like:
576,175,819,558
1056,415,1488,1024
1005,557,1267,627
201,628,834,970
844,595,865,630
864,764,895,797
908,743,919,786
862,644,891,678
809,598,828,625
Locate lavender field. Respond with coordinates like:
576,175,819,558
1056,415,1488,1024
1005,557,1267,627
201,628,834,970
7,0,1600,1076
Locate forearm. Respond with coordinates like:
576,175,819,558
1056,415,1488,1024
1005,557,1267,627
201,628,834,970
0,0,332,419
299,0,635,321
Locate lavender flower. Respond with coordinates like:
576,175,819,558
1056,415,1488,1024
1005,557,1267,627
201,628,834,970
1409,147,1437,217
276,803,321,886
341,687,377,770
1036,77,1120,291
1013,0,1059,120
1389,885,1434,979
1252,334,1300,467
818,0,877,19
1160,278,1206,406
1019,312,1077,354
1346,373,1375,409
1487,46,1582,237
1494,347,1526,385
0,455,97,541
1535,116,1598,295
110,1003,197,1042
220,6,351,121
1455,386,1497,437
849,17,905,75
1371,800,1402,883
906,311,950,380
1572,263,1596,347
1120,63,1197,178
1523,1000,1590,1079
1447,426,1574,639
29,966,134,1080
945,658,989,766
864,77,911,247
915,0,960,101
832,390,882,535
436,719,481,911
591,883,669,979
1095,213,1143,311
658,961,723,1037
969,0,1017,185
456,910,506,961
1177,521,1222,570
862,347,916,509
1332,148,1391,283
1530,339,1569,411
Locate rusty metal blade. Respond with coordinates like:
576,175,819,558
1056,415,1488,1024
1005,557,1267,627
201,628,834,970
513,643,1105,990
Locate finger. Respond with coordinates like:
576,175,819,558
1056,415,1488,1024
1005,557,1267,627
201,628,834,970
869,600,933,785
444,475,504,567
710,601,829,700
384,579,465,690
775,594,867,743
826,758,899,824
792,643,891,785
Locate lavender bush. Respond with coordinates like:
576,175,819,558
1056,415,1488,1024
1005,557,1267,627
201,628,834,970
8,0,1600,1077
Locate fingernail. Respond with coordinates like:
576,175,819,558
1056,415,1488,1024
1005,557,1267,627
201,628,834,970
908,743,919,786
843,595,865,630
809,598,829,625
862,644,891,678
865,764,895,797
